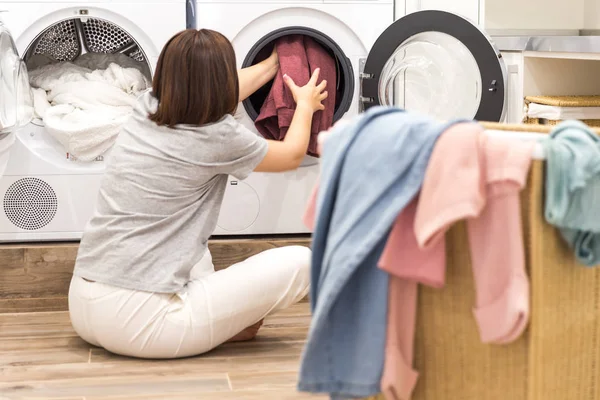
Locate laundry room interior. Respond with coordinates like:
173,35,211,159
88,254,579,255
2,0,600,398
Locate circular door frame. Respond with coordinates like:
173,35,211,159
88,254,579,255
0,22,30,135
240,26,355,124
362,10,506,122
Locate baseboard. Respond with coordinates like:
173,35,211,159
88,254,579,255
0,237,311,314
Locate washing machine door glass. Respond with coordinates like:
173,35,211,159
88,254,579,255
362,10,506,122
0,22,33,135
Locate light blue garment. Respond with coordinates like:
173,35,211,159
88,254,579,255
298,107,459,399
544,120,600,266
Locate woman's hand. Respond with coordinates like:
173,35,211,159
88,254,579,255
283,68,328,113
254,68,329,173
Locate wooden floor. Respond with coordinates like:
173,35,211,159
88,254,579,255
0,238,311,314
0,302,326,400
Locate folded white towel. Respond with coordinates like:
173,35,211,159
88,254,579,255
527,103,600,120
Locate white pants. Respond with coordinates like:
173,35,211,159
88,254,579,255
68,246,311,359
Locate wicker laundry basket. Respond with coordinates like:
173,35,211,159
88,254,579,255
363,122,600,400
524,95,600,127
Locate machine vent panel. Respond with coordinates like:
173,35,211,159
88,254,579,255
3,178,58,231
32,20,79,62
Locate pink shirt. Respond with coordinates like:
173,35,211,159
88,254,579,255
411,122,533,344
377,123,533,399
303,123,534,400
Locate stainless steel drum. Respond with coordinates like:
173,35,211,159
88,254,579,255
24,18,151,78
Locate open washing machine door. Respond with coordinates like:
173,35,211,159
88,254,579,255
0,15,33,175
361,10,506,122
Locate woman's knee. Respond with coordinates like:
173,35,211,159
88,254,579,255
280,246,311,288
249,244,310,265
286,244,311,259
279,245,311,271
254,245,311,283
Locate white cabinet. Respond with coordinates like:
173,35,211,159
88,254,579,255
501,52,525,124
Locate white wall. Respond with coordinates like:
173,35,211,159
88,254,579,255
584,0,600,29
394,0,479,24
397,0,590,31
394,0,404,19
485,0,585,31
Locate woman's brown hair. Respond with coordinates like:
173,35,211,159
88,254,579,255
149,29,239,127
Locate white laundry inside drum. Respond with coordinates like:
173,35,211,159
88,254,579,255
378,31,482,120
22,18,152,164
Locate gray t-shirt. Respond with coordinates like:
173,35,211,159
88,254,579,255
73,92,268,293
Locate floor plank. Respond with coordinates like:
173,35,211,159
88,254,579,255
228,370,299,391
0,297,69,314
0,311,75,339
0,237,311,314
84,390,323,400
0,373,231,398
0,303,326,399
0,246,75,301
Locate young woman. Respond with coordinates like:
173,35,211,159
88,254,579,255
68,29,327,359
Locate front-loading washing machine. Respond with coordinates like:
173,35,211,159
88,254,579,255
0,0,186,242
195,2,508,236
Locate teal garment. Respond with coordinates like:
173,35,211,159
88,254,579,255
544,120,600,266
560,229,600,266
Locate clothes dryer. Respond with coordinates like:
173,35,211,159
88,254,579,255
0,0,186,242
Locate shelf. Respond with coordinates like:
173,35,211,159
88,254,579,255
524,51,600,61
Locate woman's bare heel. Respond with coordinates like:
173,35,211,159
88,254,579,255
226,319,264,343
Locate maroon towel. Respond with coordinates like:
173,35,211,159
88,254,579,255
255,35,336,157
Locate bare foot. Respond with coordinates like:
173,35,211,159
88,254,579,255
226,319,264,343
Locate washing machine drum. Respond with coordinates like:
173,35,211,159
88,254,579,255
0,24,33,135
24,18,152,78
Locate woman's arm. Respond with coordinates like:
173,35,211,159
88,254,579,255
238,49,279,102
255,69,328,173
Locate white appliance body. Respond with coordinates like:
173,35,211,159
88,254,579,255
0,1,508,241
196,2,507,236
197,1,395,235
0,1,185,242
